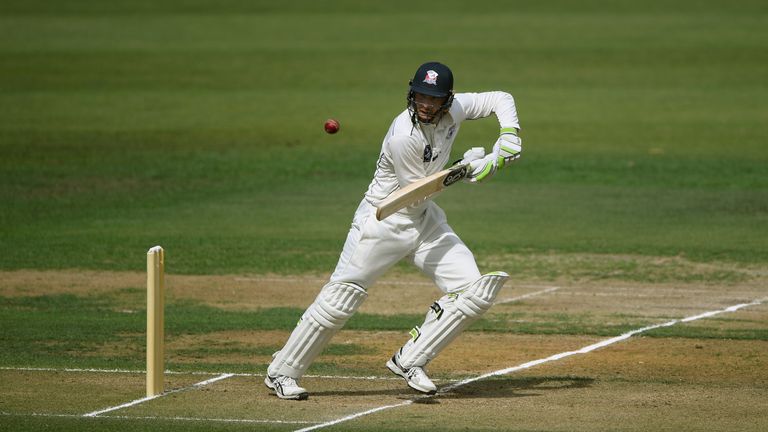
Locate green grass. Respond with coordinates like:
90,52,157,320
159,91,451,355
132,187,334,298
0,3,766,429
1,0,766,274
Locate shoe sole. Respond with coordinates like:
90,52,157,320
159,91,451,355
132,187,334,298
386,359,437,395
264,376,309,401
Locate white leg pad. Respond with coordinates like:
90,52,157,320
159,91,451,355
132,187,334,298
398,272,508,369
267,282,367,378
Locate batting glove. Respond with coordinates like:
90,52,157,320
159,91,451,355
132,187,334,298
492,128,522,169
466,153,499,183
460,147,486,164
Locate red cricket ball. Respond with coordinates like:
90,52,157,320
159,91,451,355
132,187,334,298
324,118,340,134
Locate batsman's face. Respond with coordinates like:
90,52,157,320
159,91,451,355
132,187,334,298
413,93,448,123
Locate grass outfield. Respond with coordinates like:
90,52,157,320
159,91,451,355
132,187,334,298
1,0,766,273
1,1,767,431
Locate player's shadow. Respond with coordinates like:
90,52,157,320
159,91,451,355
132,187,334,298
311,387,412,397
312,376,594,400
433,376,595,401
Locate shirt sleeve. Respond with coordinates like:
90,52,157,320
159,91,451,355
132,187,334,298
387,135,426,188
453,92,520,131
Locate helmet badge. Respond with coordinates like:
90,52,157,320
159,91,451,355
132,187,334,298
422,70,439,85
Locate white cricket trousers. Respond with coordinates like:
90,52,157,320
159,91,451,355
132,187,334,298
330,200,482,293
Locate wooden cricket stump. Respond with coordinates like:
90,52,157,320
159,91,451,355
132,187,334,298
146,246,165,396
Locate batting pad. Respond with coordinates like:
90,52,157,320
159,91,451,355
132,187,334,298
398,272,509,369
268,282,367,378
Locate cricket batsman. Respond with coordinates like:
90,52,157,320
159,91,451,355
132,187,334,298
265,61,522,400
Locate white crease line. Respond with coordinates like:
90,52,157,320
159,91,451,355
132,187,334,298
1,412,79,419
0,367,402,381
82,373,234,417
295,403,406,432
0,412,317,425
1,286,552,383
496,286,559,304
0,366,148,374
82,394,164,418
449,297,767,391
293,297,767,432
0,366,238,376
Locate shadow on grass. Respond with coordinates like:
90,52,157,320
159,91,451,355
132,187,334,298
435,376,595,400
311,388,410,397
312,376,595,400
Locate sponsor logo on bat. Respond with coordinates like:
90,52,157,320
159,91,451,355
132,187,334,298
443,165,467,186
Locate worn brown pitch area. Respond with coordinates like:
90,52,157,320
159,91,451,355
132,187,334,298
382,335,768,432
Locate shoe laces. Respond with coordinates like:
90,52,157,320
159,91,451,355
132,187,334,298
277,375,299,386
406,366,428,381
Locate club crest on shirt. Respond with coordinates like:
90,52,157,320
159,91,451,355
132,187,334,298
423,144,432,162
423,144,438,162
423,70,438,85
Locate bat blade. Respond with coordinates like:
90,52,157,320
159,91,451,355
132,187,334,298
375,163,468,221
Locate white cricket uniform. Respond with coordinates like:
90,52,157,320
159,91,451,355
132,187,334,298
329,91,520,293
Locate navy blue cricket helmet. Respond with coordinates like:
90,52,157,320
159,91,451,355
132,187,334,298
407,62,455,124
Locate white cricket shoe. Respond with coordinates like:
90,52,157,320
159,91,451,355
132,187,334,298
386,352,437,395
264,374,309,400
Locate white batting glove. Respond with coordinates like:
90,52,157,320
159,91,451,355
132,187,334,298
492,128,522,169
460,147,485,164
466,154,498,183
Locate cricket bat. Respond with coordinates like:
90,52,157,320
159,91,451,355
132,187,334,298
375,162,469,221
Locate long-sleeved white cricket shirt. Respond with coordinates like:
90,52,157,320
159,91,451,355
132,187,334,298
363,91,520,216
